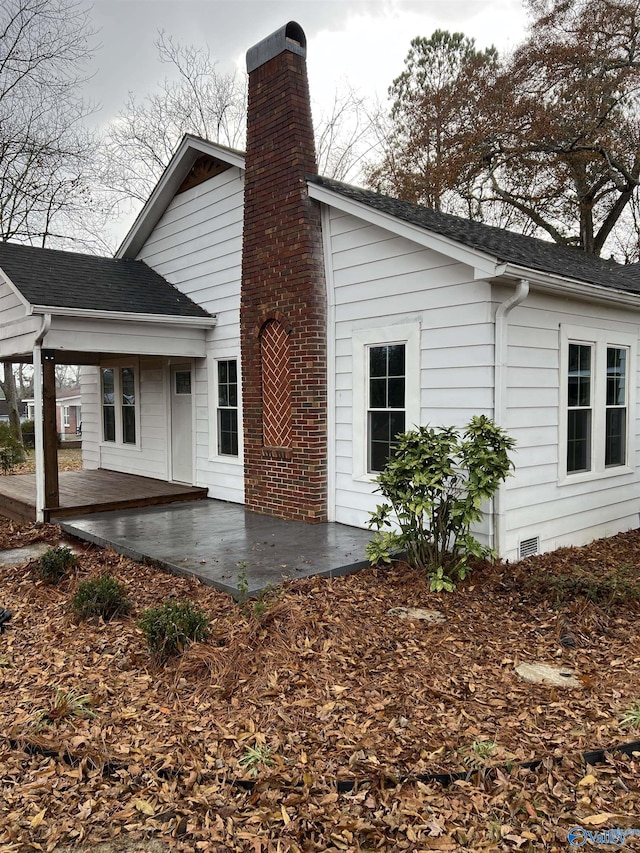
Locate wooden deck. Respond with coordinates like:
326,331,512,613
0,470,208,523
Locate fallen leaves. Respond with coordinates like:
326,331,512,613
1,520,640,850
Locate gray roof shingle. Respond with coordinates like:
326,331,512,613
0,241,211,319
309,175,640,295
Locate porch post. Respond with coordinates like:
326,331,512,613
33,345,45,522
42,350,59,512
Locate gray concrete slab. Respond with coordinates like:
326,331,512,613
58,500,374,598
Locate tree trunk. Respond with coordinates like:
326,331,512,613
0,362,25,458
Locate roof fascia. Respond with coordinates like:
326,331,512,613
30,304,217,327
503,264,640,308
0,264,33,312
307,181,501,278
117,135,246,260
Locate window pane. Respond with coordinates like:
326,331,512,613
607,347,626,406
605,408,626,467
218,409,238,456
122,407,136,444
102,368,114,405
218,361,228,385
388,377,405,408
122,367,135,405
369,378,386,408
103,406,115,443
568,344,591,407
369,346,387,378
228,360,237,383
387,344,405,376
175,370,191,395
567,409,591,473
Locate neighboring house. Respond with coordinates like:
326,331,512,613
1,21,640,559
0,398,27,424
25,388,82,439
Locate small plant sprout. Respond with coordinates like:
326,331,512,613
471,739,497,760
36,688,95,725
238,743,274,776
620,700,640,729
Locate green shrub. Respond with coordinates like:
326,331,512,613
138,598,210,660
366,416,515,590
71,573,132,620
35,545,77,584
0,422,24,472
21,419,35,449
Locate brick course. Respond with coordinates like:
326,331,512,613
240,42,327,522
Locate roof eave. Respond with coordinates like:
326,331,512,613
30,304,217,327
307,180,501,278
117,135,246,260
502,264,640,307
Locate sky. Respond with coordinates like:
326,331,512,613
86,0,530,129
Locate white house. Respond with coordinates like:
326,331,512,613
1,21,640,560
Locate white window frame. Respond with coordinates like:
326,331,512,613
352,323,421,481
208,353,242,464
559,325,636,484
100,358,140,449
63,405,70,428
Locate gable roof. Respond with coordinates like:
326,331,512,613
0,241,211,319
308,175,640,295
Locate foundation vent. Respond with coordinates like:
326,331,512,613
518,536,540,560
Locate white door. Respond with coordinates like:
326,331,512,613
171,365,193,484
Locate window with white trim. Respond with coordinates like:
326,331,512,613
101,365,138,445
367,344,406,472
352,323,421,480
561,326,634,479
217,359,238,457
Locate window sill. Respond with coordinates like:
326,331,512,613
558,464,634,486
208,453,242,465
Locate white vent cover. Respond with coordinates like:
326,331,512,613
519,536,540,559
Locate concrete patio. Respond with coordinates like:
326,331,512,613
58,499,374,598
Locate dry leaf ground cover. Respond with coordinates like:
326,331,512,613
0,516,639,851
10,448,83,476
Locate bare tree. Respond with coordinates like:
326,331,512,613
101,32,247,207
0,0,105,250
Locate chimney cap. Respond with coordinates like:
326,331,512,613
246,21,306,73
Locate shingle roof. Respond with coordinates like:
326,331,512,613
309,175,640,295
0,242,212,318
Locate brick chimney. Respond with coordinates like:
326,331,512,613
240,22,327,522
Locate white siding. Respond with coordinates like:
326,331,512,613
327,209,494,530
136,168,244,503
79,366,99,470
499,285,640,560
0,280,27,324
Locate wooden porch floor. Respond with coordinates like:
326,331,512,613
0,470,208,523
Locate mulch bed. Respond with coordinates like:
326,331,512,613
0,519,639,851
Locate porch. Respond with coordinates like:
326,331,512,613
0,469,208,523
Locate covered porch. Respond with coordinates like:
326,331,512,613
0,468,208,523
0,240,217,522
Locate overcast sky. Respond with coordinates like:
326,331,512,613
86,0,530,129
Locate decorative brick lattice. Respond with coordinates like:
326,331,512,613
261,320,292,448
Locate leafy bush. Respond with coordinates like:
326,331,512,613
138,598,210,660
0,422,24,472
366,416,515,590
71,573,132,620
35,545,77,584
21,419,35,449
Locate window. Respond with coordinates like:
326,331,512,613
368,344,406,472
562,327,634,479
101,365,137,445
63,406,70,429
217,359,238,456
352,323,421,480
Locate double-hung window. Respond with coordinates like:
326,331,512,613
368,344,406,472
101,365,138,446
562,326,634,479
352,323,420,479
217,359,239,457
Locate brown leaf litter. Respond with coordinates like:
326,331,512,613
1,517,639,851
